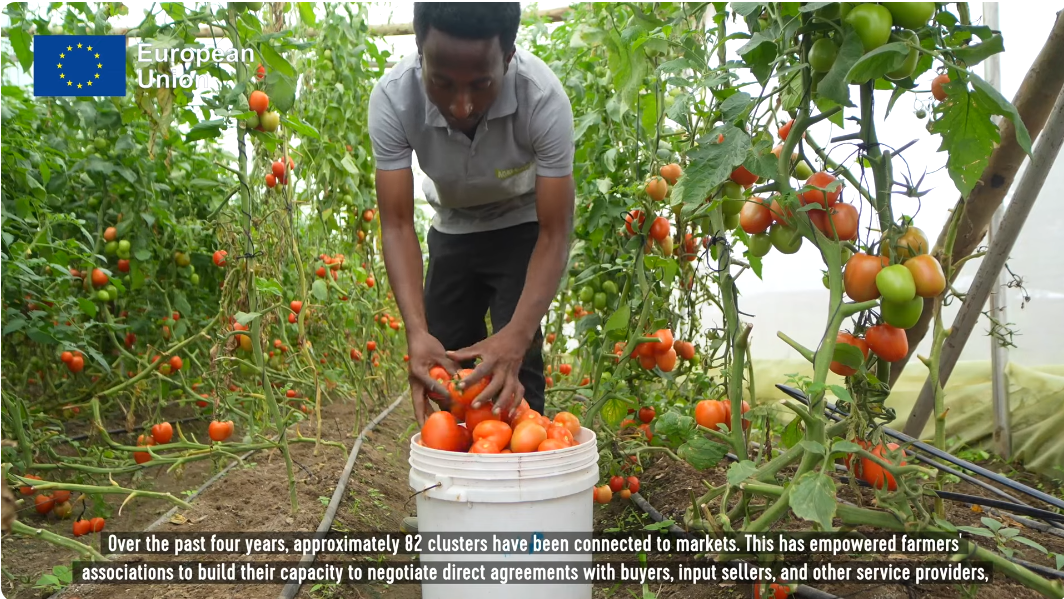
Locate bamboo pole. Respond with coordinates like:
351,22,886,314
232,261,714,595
903,86,1064,438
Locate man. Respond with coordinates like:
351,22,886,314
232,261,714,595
368,4,575,432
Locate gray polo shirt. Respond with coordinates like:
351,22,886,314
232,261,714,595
368,48,574,235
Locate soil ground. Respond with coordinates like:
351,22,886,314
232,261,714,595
3,396,1062,599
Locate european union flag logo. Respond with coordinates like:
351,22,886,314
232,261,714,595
33,35,126,97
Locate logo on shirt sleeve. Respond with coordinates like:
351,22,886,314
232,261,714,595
495,161,534,180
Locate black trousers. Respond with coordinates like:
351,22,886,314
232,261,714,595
424,221,546,414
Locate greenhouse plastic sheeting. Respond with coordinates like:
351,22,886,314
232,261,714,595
748,359,1064,480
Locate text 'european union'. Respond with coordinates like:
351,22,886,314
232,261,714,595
33,35,126,97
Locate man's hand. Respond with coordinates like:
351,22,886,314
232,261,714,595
446,329,529,420
407,330,459,427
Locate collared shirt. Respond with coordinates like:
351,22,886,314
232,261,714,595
368,48,574,234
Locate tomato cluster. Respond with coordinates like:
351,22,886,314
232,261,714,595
419,400,582,456
595,474,640,504
265,156,295,188
246,89,280,132
17,473,78,525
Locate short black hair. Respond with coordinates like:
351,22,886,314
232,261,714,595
413,3,522,55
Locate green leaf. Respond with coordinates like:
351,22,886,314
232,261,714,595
265,73,296,114
259,43,295,78
186,119,224,142
255,277,284,297
799,2,833,12
575,313,601,335
640,93,658,137
720,92,752,123
173,291,192,316
832,342,865,369
952,34,1004,67
134,249,152,261
9,27,33,72
818,28,864,107
601,397,627,428
969,74,1032,154
233,311,260,326
832,440,863,456
603,304,630,334
781,416,803,448
280,116,320,140
790,472,837,530
981,517,1003,532
311,279,328,301
340,154,359,175
727,460,757,487
77,298,98,318
736,32,777,85
678,437,729,470
731,3,762,18
297,2,317,25
605,29,648,112
654,411,696,442
573,110,601,142
2,317,27,336
671,125,750,207
800,440,826,455
958,526,995,538
845,42,910,84
929,75,1001,196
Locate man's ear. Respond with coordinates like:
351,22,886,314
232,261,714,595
503,49,516,73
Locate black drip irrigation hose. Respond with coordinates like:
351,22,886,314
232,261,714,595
776,384,1064,514
277,392,406,599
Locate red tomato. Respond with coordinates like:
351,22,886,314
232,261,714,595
208,420,234,442
421,412,465,452
865,324,908,362
730,165,758,187
625,210,646,236
844,253,888,302
695,400,728,431
151,422,173,444
740,197,773,234
638,406,655,424
553,412,581,437
810,202,859,241
510,421,547,453
830,332,870,376
609,476,625,492
800,171,841,207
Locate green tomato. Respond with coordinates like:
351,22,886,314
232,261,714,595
323,49,333,60
246,112,260,129
882,296,924,329
189,273,200,285
87,197,100,209
97,289,111,302
578,285,594,303
117,239,131,253
794,160,814,181
602,280,619,298
117,246,130,260
822,272,830,290
840,246,853,265
723,181,744,200
260,111,280,132
769,224,802,255
915,109,927,119
594,292,608,311
845,3,894,52
104,241,118,256
698,216,713,235
94,137,108,151
887,30,920,80
885,2,935,29
875,264,916,303
723,197,744,216
589,277,602,292
747,232,773,257
809,38,839,73
724,212,740,230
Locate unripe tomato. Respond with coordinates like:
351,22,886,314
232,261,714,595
845,3,894,52
905,254,946,297
747,232,773,257
931,73,950,101
875,264,917,303
809,38,838,73
768,223,802,255
885,2,935,29
881,296,924,329
261,111,280,132
645,177,668,201
843,253,887,302
887,30,920,81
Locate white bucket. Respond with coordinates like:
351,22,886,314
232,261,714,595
408,426,599,599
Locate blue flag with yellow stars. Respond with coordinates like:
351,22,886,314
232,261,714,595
33,35,127,97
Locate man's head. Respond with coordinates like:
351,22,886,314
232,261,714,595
413,2,521,134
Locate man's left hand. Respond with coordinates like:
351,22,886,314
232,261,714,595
445,329,529,419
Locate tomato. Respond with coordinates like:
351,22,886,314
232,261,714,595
649,216,670,241
594,485,613,504
723,180,744,200
208,420,234,442
261,111,280,132
472,420,512,451
626,476,641,494
35,494,54,514
367,340,377,352
469,438,501,453
421,412,464,451
89,268,108,287
868,442,906,490
740,196,773,234
747,232,772,257
845,3,893,52
882,297,924,329
793,160,814,181
213,250,228,267
638,353,656,370
448,368,491,406
694,399,728,431
625,210,646,235
674,341,695,360
889,227,929,261
510,421,547,453
730,165,758,187
609,475,625,492
60,351,73,364
830,332,870,376
660,163,682,185
887,30,920,80
169,355,183,372
656,348,677,372
151,422,173,444
875,264,916,303
754,581,793,599
645,177,668,201
73,519,92,537
885,2,935,29
366,276,375,288
90,516,105,532
249,90,269,113
865,324,908,362
905,254,946,297
104,226,117,242
553,412,581,437
778,119,795,141
650,328,674,353
638,423,653,441
546,424,575,446
558,363,572,376
768,196,794,226
800,171,841,207
844,253,887,302
931,73,950,101
53,500,72,518
68,354,85,374
769,224,802,255
809,38,838,73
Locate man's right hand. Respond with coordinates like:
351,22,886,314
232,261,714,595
407,329,459,427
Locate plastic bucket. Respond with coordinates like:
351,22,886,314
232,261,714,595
408,426,599,599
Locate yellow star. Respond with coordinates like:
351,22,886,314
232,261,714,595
87,81,93,86
67,81,72,86
88,46,93,51
60,73,65,79
67,45,72,51
95,53,100,59
57,63,62,68
95,73,100,79
98,63,103,68
77,83,82,88
60,53,65,58
77,43,83,48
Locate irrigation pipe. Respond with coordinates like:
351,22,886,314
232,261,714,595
276,392,406,599
776,384,1064,513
